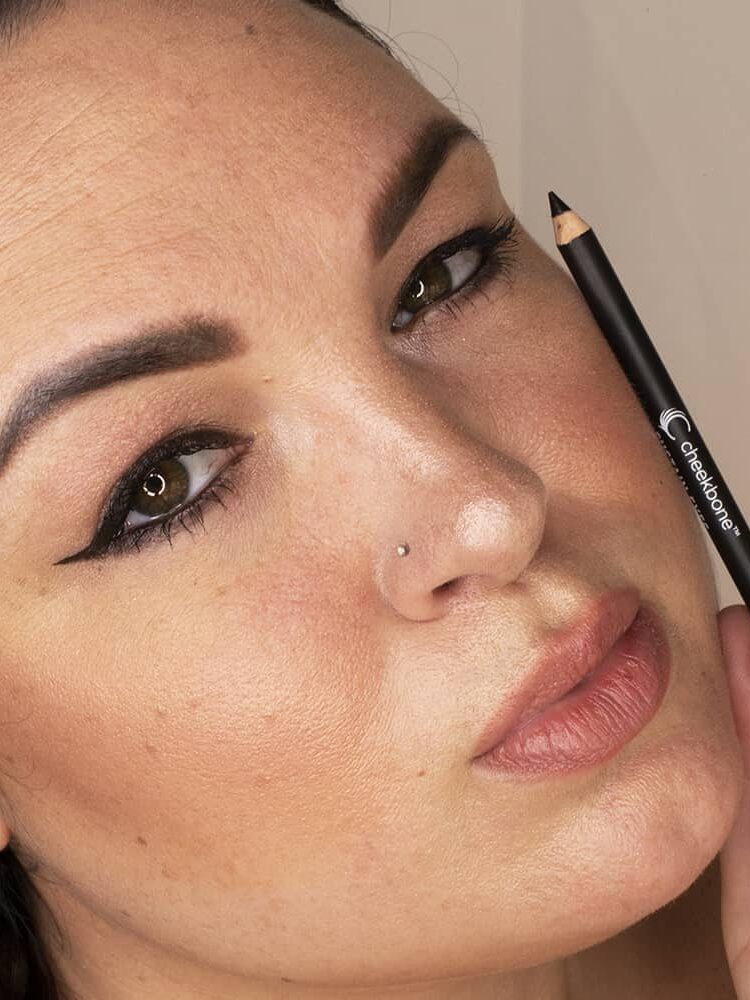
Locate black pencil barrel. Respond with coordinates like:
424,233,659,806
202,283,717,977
557,226,750,606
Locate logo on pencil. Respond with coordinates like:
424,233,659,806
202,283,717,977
658,408,691,441
656,407,741,537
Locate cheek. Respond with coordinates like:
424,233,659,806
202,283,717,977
458,271,666,517
0,556,391,889
453,244,714,602
497,249,697,518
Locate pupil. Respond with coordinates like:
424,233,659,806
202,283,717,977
144,473,165,497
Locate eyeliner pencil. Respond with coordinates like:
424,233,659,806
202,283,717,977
548,190,750,607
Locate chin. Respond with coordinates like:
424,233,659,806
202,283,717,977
591,716,743,910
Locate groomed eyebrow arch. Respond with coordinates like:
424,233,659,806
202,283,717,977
368,115,489,261
0,116,486,482
0,315,244,480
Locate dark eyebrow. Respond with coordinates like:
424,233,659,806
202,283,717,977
369,116,489,261
0,119,485,481
0,314,244,479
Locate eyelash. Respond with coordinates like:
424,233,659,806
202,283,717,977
55,427,251,565
58,216,519,565
391,212,520,335
102,466,242,561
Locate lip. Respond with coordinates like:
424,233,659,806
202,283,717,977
471,586,643,760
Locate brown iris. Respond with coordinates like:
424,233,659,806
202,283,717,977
402,258,452,311
133,458,189,518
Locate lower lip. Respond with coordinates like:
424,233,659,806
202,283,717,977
474,604,672,779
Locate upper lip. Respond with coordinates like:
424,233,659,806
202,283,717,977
472,586,642,759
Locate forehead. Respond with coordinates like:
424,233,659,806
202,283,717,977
0,0,445,364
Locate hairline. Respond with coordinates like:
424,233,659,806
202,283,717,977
0,0,396,57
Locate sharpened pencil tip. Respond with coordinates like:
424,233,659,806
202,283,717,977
548,191,571,217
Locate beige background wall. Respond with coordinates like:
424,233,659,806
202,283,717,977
347,0,750,609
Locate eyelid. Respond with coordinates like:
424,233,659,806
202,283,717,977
124,443,246,529
65,425,253,562
393,220,506,303
391,213,519,332
100,446,247,562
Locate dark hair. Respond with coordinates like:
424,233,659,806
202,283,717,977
0,2,394,997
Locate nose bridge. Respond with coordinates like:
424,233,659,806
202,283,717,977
315,347,491,485
338,359,472,482
309,350,548,618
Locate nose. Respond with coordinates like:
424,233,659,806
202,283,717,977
375,484,547,621
370,401,548,622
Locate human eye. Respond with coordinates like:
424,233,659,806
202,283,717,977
55,425,254,566
391,212,520,334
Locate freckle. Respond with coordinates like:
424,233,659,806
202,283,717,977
161,864,177,880
145,744,158,756
416,769,426,777
136,836,147,847
189,698,201,709
244,22,255,35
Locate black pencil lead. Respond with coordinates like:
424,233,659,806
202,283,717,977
548,191,571,218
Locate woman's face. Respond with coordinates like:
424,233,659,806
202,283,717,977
0,1,742,997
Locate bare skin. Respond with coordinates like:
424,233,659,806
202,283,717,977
0,1,742,997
